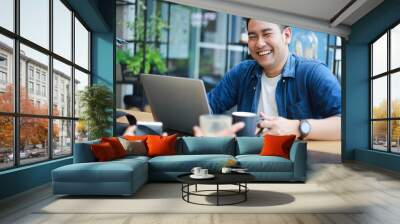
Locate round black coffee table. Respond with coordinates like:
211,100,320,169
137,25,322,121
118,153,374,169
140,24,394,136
177,173,255,206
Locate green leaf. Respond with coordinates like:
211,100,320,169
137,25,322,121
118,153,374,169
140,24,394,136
79,84,113,140
116,1,168,76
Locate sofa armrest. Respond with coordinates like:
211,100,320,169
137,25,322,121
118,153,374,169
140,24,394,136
73,140,100,163
289,141,307,181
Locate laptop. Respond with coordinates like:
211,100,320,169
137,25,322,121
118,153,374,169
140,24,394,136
141,74,211,134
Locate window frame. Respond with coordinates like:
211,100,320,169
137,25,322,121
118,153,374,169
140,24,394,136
0,0,92,171
370,19,400,154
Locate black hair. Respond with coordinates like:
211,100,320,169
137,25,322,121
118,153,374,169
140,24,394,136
245,18,289,31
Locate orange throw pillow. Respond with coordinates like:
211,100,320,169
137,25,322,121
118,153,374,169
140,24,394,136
101,137,126,158
146,134,177,157
259,134,296,159
91,142,117,161
123,135,148,142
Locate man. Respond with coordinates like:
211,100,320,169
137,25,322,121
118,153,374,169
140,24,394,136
206,19,341,140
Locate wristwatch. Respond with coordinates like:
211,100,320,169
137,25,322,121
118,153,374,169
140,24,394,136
299,120,311,140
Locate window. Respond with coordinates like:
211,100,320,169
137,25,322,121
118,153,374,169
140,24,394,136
28,81,34,94
20,0,49,49
36,84,40,95
0,71,6,84
370,23,400,154
0,55,7,67
28,67,34,80
0,116,13,170
42,85,46,97
0,54,7,86
0,0,14,32
35,70,41,81
53,59,72,117
0,0,91,170
74,69,89,118
75,17,89,70
53,0,72,60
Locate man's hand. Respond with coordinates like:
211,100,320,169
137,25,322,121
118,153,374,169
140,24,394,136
258,112,300,137
193,122,245,137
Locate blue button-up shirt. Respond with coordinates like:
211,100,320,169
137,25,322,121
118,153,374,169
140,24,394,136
207,53,341,119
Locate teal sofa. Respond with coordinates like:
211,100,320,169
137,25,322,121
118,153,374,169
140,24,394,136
52,137,307,196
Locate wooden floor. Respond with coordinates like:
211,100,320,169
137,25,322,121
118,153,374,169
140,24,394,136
1,147,400,224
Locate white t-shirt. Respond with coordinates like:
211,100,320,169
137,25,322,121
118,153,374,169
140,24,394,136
257,73,281,116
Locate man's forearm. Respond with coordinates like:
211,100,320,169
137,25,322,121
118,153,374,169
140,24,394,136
306,116,341,140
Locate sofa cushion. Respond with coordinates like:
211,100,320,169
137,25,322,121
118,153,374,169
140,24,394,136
53,158,147,183
260,134,296,159
101,137,127,158
148,154,235,172
118,138,147,156
74,140,100,163
116,155,150,163
236,137,263,155
236,155,293,172
91,142,118,161
179,137,235,155
123,135,148,142
147,134,177,157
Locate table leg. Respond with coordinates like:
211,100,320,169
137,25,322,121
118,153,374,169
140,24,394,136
195,184,197,192
245,183,247,201
217,184,219,206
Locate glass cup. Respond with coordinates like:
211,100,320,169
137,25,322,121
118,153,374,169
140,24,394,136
199,114,232,136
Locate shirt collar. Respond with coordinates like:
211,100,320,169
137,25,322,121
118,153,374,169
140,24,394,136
254,52,296,79
281,53,296,78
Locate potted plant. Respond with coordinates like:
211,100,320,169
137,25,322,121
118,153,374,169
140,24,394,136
116,2,168,76
79,84,113,140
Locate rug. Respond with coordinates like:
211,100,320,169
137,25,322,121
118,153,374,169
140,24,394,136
38,183,361,214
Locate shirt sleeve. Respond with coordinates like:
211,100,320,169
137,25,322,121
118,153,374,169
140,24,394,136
308,63,341,118
207,65,241,114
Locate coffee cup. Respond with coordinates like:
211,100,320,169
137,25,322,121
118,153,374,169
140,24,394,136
199,169,208,176
232,112,257,136
191,167,202,176
221,167,232,174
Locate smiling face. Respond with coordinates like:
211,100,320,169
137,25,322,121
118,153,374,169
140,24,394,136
247,19,291,77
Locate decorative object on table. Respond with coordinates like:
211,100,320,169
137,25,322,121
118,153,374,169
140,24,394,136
221,167,232,173
79,84,113,140
232,111,258,136
221,159,240,173
221,167,248,174
225,159,239,168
